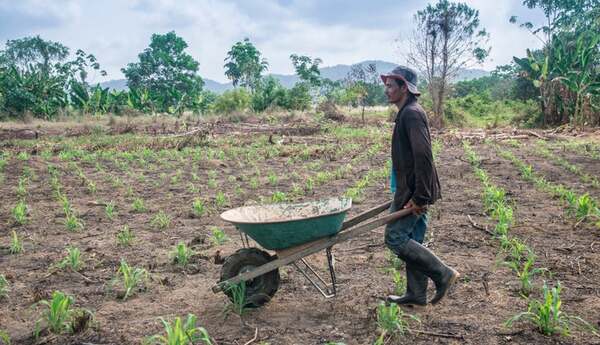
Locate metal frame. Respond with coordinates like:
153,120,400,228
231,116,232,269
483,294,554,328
292,247,337,298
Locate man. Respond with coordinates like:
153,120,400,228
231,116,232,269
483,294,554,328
381,66,459,306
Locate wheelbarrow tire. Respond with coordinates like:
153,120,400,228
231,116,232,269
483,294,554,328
220,247,280,308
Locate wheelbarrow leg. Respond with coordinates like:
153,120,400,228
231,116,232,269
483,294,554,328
292,246,337,298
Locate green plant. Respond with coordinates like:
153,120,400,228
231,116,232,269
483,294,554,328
16,152,29,161
151,211,171,230
132,198,146,213
267,172,278,186
209,227,229,246
57,246,83,272
271,191,286,203
505,250,546,296
9,231,23,254
171,242,194,267
506,282,598,336
144,314,213,345
16,177,27,198
214,192,227,208
114,260,148,300
223,282,249,316
572,194,597,221
375,302,418,344
0,274,9,299
0,329,10,345
117,225,135,246
12,200,27,225
38,291,75,334
192,198,206,217
65,213,84,232
391,268,406,296
105,200,116,220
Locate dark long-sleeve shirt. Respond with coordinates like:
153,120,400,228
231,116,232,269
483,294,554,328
391,98,441,208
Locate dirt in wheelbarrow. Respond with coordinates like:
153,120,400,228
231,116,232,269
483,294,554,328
1,123,599,345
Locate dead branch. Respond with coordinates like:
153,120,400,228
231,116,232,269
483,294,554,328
467,215,495,236
411,329,465,340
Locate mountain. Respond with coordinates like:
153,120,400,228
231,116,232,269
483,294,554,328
100,60,489,93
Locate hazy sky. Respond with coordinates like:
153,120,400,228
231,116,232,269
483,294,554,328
0,0,546,83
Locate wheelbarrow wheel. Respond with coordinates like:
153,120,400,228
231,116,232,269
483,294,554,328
220,247,280,308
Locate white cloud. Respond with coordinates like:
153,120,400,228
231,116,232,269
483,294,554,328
0,0,548,83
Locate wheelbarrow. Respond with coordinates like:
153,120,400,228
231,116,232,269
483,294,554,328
211,197,414,307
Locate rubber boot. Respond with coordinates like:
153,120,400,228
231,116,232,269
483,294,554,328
387,263,428,306
397,239,459,305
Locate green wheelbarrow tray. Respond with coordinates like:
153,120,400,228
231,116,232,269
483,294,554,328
220,197,352,250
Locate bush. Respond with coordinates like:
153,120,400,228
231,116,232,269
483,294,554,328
211,88,251,114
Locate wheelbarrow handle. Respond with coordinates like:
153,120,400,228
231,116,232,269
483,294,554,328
340,200,393,231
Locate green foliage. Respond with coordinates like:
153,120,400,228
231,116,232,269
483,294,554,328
375,302,418,344
151,211,171,230
290,54,322,87
223,282,249,316
211,88,251,114
9,231,23,254
271,191,287,203
114,260,148,300
116,225,135,246
38,291,85,334
224,38,268,90
170,242,194,267
145,314,213,345
122,31,204,114
506,282,598,336
214,191,228,208
505,250,546,296
0,329,10,345
132,198,147,213
192,198,206,217
0,274,9,299
57,246,84,272
12,200,27,225
209,227,229,246
105,200,116,220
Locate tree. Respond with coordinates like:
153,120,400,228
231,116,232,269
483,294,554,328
0,36,104,118
122,31,204,114
407,0,490,127
290,54,322,87
344,63,383,122
224,38,268,91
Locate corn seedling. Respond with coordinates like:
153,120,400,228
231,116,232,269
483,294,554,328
116,225,134,246
391,268,406,295
114,260,148,300
209,227,229,246
271,191,287,203
151,211,171,230
57,247,84,272
375,302,419,344
192,198,206,217
38,291,75,334
105,201,116,220
12,200,27,225
170,242,194,267
144,314,213,345
249,177,259,189
16,152,29,161
132,198,146,213
207,178,217,189
571,194,597,221
214,191,227,208
506,282,598,336
0,274,9,299
223,282,249,316
504,250,546,296
9,231,23,254
65,213,84,232
0,329,10,345
16,177,27,198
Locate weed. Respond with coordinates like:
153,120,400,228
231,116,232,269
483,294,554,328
114,260,148,300
12,200,27,225
117,225,135,246
170,242,194,267
9,231,23,254
506,282,598,336
144,314,213,345
151,211,171,230
209,227,229,246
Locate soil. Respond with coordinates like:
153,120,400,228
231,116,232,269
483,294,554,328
1,121,599,345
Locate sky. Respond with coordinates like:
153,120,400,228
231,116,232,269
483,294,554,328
0,0,546,84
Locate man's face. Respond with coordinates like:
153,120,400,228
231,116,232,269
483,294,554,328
384,78,406,103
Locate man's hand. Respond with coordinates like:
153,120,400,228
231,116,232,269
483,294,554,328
403,199,427,215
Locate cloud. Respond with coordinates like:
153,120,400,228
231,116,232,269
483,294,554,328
0,0,549,83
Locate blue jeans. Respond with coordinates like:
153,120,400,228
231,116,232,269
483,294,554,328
384,203,428,256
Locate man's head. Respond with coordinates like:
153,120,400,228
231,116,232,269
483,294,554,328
381,66,420,104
